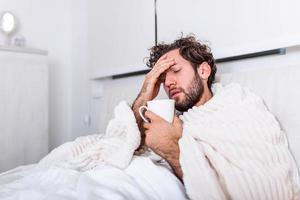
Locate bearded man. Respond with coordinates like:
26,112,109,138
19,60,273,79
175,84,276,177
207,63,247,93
132,36,216,179
131,36,299,200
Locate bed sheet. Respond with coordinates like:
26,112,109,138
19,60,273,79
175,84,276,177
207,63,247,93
0,156,187,200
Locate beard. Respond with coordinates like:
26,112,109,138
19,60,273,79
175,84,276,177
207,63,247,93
175,74,204,112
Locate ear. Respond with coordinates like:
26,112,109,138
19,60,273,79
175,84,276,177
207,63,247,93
197,62,211,80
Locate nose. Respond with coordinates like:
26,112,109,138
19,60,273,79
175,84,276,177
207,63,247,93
164,71,176,90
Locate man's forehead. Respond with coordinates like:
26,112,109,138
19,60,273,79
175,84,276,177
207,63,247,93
163,49,181,58
162,49,191,68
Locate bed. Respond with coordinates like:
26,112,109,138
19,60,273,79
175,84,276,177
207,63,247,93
0,61,299,199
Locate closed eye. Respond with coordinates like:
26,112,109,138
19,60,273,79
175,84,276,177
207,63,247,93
170,65,181,72
173,68,181,73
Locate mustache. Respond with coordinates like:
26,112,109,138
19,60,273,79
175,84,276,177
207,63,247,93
169,87,184,96
170,86,195,103
169,87,190,98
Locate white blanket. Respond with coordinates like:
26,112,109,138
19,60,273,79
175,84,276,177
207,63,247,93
0,156,186,200
179,83,300,200
38,101,141,170
1,83,299,200
0,101,186,199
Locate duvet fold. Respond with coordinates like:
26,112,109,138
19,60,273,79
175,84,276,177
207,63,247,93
38,101,141,171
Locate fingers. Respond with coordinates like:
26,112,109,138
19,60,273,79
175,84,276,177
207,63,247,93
148,58,175,80
173,115,183,126
143,122,150,130
144,110,163,122
173,115,181,122
142,55,175,100
143,110,165,131
156,54,167,63
153,58,175,73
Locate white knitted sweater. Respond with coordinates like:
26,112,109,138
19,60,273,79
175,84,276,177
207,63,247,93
179,83,300,200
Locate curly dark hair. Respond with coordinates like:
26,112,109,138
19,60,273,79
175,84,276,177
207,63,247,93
146,35,217,90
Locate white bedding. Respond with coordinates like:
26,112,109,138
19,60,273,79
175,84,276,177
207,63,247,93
3,80,299,199
0,156,187,200
179,83,299,199
0,101,187,200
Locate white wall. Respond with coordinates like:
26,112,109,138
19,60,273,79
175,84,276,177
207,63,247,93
87,0,155,78
71,0,99,138
90,0,300,133
0,0,96,151
1,0,300,153
157,0,300,58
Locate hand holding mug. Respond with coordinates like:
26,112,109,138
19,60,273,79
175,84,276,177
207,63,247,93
138,99,175,123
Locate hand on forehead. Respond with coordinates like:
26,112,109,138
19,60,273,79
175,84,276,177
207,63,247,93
159,66,176,82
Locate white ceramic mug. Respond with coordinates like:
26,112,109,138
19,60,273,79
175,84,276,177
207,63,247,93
138,99,175,123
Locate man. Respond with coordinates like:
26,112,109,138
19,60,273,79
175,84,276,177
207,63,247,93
132,35,217,179
132,36,299,200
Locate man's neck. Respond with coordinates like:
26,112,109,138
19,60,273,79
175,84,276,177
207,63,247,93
195,86,213,107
